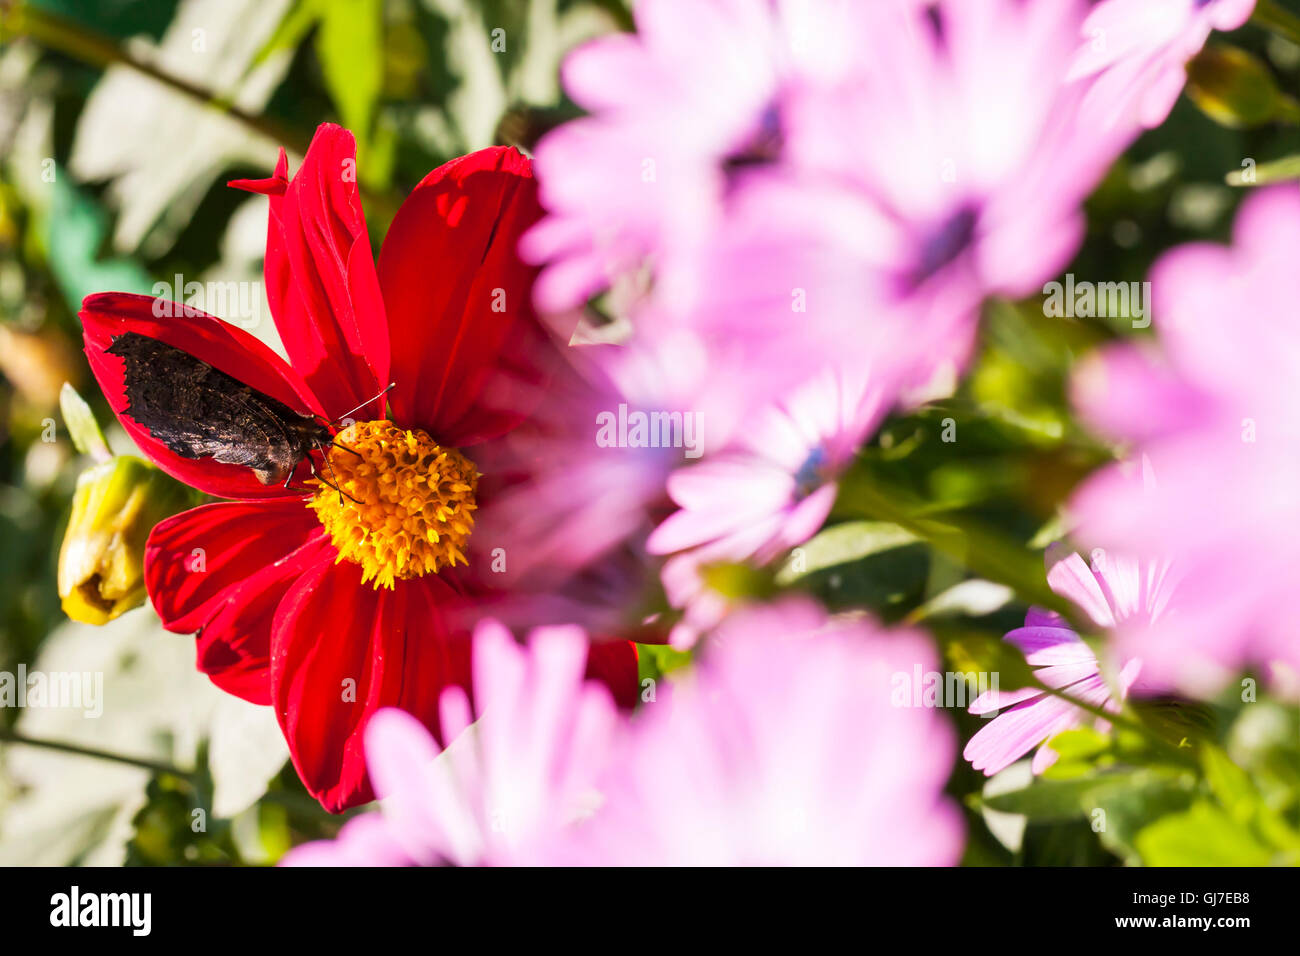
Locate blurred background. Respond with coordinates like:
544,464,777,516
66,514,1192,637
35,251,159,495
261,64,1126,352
0,0,1298,865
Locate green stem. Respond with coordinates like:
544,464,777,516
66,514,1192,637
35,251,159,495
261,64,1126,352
0,725,194,779
1254,0,1300,47
1023,674,1197,768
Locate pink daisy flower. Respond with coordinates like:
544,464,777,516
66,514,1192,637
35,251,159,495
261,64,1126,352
1070,185,1300,696
788,0,1130,299
467,317,771,647
647,364,888,647
684,0,1140,406
964,544,1176,777
282,619,623,866
521,0,815,314
554,600,964,866
1069,0,1257,129
529,0,1141,419
472,321,754,592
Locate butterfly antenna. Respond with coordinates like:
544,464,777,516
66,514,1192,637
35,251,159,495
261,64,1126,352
330,382,396,425
311,440,360,505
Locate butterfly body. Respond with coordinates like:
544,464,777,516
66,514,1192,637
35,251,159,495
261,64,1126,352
106,331,331,486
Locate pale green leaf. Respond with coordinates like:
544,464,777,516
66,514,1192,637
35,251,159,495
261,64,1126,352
59,383,111,462
1136,801,1273,866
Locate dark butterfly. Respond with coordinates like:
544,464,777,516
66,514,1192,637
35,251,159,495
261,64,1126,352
106,331,387,493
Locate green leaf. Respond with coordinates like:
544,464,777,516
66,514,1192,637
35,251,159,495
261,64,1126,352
252,0,323,67
937,627,1037,692
1130,696,1218,748
636,642,692,690
315,0,384,149
1201,745,1259,826
908,578,1014,622
1226,154,1300,186
982,774,1115,821
259,0,385,153
978,763,1033,854
699,562,773,601
982,768,1191,827
45,171,152,313
27,0,176,41
58,383,111,462
1253,0,1300,49
1136,801,1274,866
774,520,916,584
1089,773,1197,866
836,462,1076,618
1041,727,1115,779
1047,727,1111,762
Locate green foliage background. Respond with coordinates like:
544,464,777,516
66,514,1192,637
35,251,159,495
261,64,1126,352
0,0,1297,865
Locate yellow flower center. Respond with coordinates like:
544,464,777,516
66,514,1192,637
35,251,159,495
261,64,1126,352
308,420,478,590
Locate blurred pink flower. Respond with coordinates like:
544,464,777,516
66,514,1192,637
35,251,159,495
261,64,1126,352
789,0,1129,299
468,321,762,643
1069,0,1257,129
1070,185,1300,696
282,619,622,867
683,0,1140,406
964,544,1176,777
527,0,1140,422
647,364,888,647
522,0,816,314
470,344,674,590
554,600,964,865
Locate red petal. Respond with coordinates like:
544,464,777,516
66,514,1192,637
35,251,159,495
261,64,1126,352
378,146,569,446
145,499,326,704
271,560,472,812
194,558,303,704
242,125,390,418
228,150,289,197
584,640,639,711
81,292,325,499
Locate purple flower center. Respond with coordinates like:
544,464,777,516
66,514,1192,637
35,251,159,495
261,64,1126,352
923,4,946,46
793,446,829,499
908,204,979,289
722,103,784,182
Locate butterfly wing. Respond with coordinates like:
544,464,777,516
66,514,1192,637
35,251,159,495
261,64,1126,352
106,332,324,483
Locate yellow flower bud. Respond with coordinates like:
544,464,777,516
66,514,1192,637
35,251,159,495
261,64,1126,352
58,456,192,625
1186,44,1300,129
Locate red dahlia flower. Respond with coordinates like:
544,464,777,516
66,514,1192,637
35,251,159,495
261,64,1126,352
79,124,637,812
